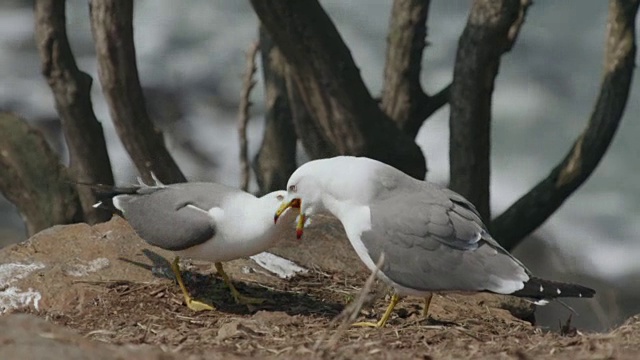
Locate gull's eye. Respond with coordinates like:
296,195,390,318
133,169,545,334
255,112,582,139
289,184,297,193
276,194,284,201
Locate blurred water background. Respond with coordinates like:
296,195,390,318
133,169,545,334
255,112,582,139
0,1,638,331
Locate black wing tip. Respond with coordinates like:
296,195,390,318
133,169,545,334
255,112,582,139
75,183,141,216
512,277,596,300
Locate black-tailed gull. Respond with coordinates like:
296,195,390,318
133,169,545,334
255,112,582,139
95,177,297,311
275,156,595,327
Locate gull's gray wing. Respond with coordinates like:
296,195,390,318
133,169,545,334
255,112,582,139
361,181,530,294
113,182,241,251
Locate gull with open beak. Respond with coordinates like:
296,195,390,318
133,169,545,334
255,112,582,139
274,156,595,328
275,198,303,238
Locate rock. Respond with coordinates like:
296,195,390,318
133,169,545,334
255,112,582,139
0,313,176,360
0,218,176,314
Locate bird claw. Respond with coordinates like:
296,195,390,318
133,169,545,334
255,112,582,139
351,321,383,328
186,299,215,312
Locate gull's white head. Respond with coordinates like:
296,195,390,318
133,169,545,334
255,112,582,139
260,190,288,210
274,156,382,238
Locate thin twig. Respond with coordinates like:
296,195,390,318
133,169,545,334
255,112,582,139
238,40,260,192
313,253,386,353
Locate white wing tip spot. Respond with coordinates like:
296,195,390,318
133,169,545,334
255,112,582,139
556,288,561,295
539,285,544,293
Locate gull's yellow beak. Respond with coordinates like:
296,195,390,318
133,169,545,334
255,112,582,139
274,198,304,240
296,213,306,240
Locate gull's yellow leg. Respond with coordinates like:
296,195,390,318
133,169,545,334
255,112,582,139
215,262,265,305
352,294,401,328
422,293,434,317
170,257,214,311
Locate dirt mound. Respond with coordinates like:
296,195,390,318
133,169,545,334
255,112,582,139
1,216,638,359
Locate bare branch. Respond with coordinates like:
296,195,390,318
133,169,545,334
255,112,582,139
34,0,113,224
252,27,298,195
406,83,451,135
492,0,639,250
238,41,259,192
449,0,531,221
250,0,426,179
0,113,82,236
89,0,185,184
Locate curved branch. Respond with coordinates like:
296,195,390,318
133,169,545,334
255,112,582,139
89,0,186,184
34,0,113,224
250,0,426,179
238,41,259,192
492,0,639,250
0,113,82,236
449,0,531,221
409,83,451,134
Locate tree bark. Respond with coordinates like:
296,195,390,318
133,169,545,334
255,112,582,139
250,0,426,179
492,0,639,250
89,0,186,184
252,27,298,195
0,113,82,236
34,0,114,224
449,0,530,221
284,65,337,160
381,0,449,138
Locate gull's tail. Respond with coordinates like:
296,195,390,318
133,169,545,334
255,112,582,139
89,183,140,216
511,277,595,302
78,173,166,215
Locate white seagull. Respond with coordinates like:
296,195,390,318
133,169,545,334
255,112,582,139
274,156,595,327
95,177,297,311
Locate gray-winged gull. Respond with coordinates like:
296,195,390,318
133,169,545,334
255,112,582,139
274,156,595,327
94,177,297,311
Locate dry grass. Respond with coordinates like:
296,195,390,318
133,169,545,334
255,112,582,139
14,263,640,360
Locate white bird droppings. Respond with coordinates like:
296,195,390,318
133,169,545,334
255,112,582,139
1,287,42,313
0,262,46,314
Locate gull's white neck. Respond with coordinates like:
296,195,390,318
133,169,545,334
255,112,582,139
321,194,372,237
221,194,280,242
320,192,378,275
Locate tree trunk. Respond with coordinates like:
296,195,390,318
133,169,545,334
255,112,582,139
0,113,82,236
89,0,186,184
252,27,298,195
34,0,114,224
250,0,426,179
449,0,530,222
381,0,449,138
